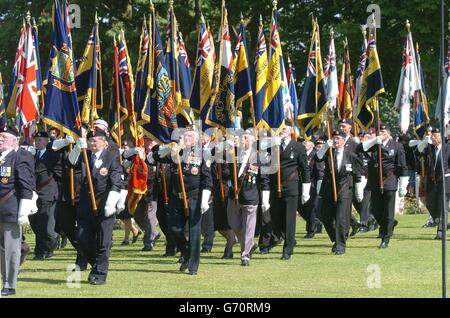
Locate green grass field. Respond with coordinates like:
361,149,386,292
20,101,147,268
12,214,448,298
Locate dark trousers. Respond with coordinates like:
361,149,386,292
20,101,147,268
371,190,396,242
156,199,177,254
29,199,58,255
353,191,375,226
299,194,321,234
168,196,201,272
322,197,352,252
76,215,115,282
270,194,299,255
134,199,152,248
201,206,215,250
425,186,449,233
55,201,87,268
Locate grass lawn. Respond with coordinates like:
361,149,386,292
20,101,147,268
13,214,447,298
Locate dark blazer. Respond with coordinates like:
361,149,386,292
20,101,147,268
269,139,311,196
57,146,82,203
77,148,123,218
344,137,358,153
0,148,35,223
317,149,362,200
360,138,408,192
420,143,450,194
34,147,62,201
227,149,270,206
153,146,213,200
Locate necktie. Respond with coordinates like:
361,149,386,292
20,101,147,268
36,150,41,161
91,153,96,168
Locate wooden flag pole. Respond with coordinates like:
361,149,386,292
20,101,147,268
82,149,98,215
69,143,75,206
160,163,169,208
326,112,338,203
376,99,384,194
176,152,189,217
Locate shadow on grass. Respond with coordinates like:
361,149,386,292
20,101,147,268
19,277,67,285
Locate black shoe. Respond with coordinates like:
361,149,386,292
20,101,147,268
304,232,315,239
350,223,361,237
393,220,398,229
188,271,198,276
90,278,106,285
259,248,269,255
33,254,45,260
241,259,250,266
141,245,153,252
132,231,142,244
379,241,389,249
45,252,54,259
121,240,130,246
435,232,443,240
88,272,96,283
314,223,323,234
163,251,176,257
334,250,345,256
281,253,291,260
331,243,337,253
178,256,185,264
1,288,16,296
179,260,189,272
222,247,233,259
359,226,370,233
201,247,212,253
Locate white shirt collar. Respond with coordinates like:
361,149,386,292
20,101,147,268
282,137,291,147
307,148,313,156
382,138,390,148
36,148,46,157
0,148,14,161
93,149,104,160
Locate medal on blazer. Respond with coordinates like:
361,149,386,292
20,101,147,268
0,166,11,177
99,167,109,176
1,177,8,184
290,151,294,159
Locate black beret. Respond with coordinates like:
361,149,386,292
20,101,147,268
338,118,353,126
332,129,346,138
431,127,441,134
0,125,19,137
379,123,390,131
34,131,49,138
87,129,107,139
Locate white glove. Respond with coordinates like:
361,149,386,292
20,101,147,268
116,189,128,213
29,191,39,215
360,176,368,191
68,144,81,165
27,146,36,156
301,183,311,204
417,139,429,153
200,190,211,214
123,147,143,159
316,140,332,160
122,159,132,170
316,180,323,195
362,136,383,151
52,135,74,151
146,152,155,164
273,137,282,147
17,198,36,225
398,176,409,198
104,191,122,217
408,140,419,148
261,191,270,212
158,146,171,158
353,137,361,144
77,138,88,149
355,182,364,203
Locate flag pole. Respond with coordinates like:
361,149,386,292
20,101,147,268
176,151,190,217
440,0,447,299
113,36,122,149
370,13,384,194
160,163,169,208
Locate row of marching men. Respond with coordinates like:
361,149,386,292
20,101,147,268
3,114,449,294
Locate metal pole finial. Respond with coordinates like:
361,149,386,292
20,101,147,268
169,0,174,9
406,20,411,33
240,12,244,24
273,0,278,10
330,27,334,38
26,11,31,23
